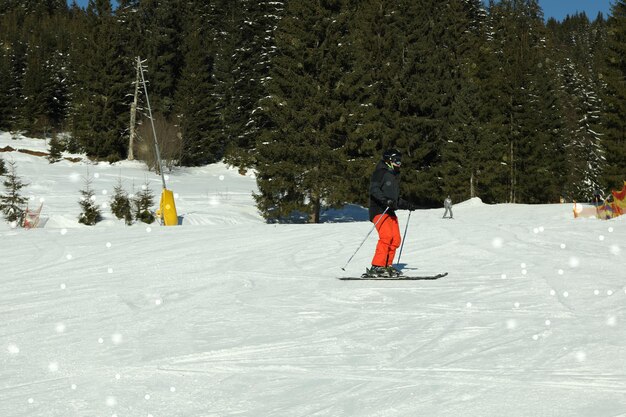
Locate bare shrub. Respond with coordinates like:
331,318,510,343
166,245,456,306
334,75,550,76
136,114,182,173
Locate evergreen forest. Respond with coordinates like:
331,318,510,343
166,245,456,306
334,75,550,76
0,0,625,222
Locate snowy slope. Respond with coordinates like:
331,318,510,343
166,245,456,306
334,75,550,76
1,133,625,417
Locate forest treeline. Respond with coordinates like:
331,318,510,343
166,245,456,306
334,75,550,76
0,0,625,222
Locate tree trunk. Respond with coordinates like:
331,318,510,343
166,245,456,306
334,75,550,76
309,196,321,224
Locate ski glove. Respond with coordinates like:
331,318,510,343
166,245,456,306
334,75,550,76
386,199,397,210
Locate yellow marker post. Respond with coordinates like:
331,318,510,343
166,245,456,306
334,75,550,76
159,189,178,226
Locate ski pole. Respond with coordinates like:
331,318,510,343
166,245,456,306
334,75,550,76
341,206,389,271
395,210,411,265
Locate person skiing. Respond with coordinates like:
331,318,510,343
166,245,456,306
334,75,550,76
366,149,415,277
443,195,453,219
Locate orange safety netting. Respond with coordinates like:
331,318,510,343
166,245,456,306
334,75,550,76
595,181,626,220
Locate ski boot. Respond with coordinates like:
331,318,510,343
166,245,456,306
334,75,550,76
362,266,389,278
385,266,403,277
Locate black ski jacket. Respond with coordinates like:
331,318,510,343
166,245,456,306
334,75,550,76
368,161,410,221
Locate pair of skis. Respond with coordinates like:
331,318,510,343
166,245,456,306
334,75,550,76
339,271,448,281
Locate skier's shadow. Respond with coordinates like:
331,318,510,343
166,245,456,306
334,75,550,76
395,263,418,272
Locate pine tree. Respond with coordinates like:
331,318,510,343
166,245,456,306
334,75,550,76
78,174,102,225
0,48,17,130
133,180,155,224
110,177,133,225
0,160,28,224
69,0,129,161
48,134,64,163
602,0,626,190
218,0,285,168
175,3,221,166
136,0,183,117
255,0,353,223
341,0,415,205
548,12,606,201
425,0,496,204
0,157,5,176
484,0,567,203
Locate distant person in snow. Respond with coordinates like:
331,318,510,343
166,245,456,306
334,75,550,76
443,195,453,219
366,149,416,278
593,189,603,206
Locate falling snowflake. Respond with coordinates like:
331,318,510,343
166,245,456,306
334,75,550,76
492,237,503,248
7,344,20,354
111,333,123,345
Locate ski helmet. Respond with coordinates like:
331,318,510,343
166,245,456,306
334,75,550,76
383,148,402,168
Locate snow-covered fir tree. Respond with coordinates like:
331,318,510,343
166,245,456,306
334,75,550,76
78,175,102,226
48,134,64,163
110,177,133,225
133,181,155,224
0,160,28,224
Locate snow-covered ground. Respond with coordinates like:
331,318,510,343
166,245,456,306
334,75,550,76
1,132,625,417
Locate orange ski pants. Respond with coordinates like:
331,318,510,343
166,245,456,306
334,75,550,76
371,214,401,267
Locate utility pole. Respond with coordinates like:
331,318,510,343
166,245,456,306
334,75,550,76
128,57,141,161
137,56,167,190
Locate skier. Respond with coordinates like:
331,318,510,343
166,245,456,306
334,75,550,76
366,149,415,277
443,195,453,219
592,189,603,206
